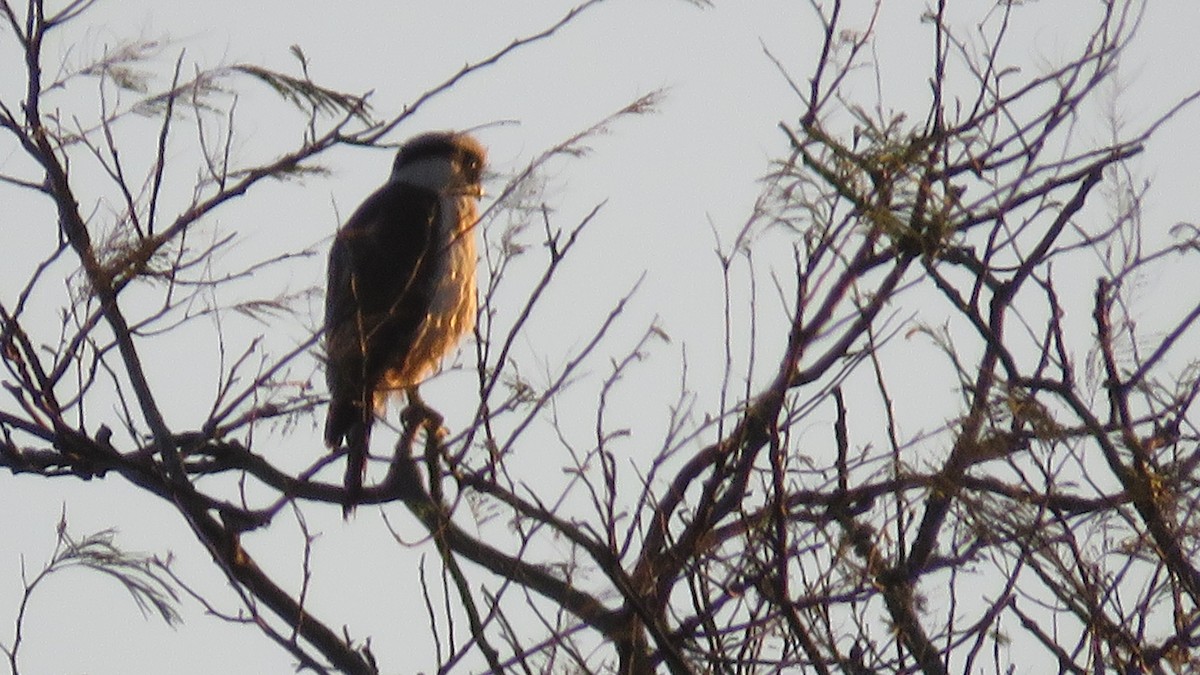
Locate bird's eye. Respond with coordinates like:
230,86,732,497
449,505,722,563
464,158,482,178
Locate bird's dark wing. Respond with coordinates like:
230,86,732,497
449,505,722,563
323,181,441,512
324,183,440,332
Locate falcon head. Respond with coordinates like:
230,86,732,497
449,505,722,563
390,131,487,199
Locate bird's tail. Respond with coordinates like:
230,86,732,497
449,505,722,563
326,398,371,518
342,429,367,518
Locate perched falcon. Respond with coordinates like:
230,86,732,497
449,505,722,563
324,131,486,514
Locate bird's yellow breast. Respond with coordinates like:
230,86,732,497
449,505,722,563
378,194,477,397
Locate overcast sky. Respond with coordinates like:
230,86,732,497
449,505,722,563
2,1,1198,672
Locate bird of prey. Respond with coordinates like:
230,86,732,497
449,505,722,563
323,131,486,514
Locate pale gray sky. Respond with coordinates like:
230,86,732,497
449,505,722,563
1,1,1198,672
